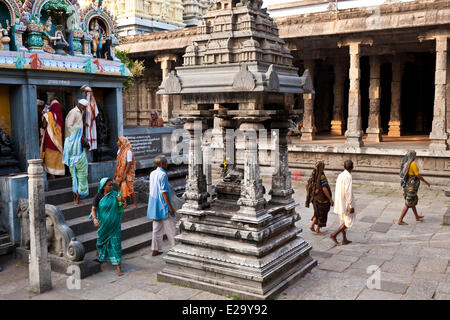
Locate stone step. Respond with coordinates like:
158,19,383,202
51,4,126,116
45,183,99,205
76,216,153,253
47,176,74,191
85,232,155,260
0,242,15,256
0,234,10,246
66,203,147,236
57,197,96,220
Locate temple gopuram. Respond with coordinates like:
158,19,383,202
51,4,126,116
0,0,129,245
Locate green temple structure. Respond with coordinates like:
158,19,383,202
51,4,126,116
0,0,129,245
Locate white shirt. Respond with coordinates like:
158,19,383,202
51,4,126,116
117,149,133,162
65,107,83,138
333,170,354,215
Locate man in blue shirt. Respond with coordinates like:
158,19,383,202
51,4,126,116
147,155,176,256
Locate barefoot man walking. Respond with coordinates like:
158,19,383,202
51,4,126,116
330,160,355,246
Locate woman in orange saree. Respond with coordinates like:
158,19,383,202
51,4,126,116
41,99,65,178
114,137,137,209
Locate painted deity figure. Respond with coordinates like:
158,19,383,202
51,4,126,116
0,21,11,50
42,17,56,53
89,20,105,58
42,17,68,54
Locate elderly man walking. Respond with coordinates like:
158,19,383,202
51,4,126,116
330,160,355,246
147,155,176,256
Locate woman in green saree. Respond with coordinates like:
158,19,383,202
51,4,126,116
90,177,127,276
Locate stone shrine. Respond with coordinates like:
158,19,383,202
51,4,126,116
157,0,315,299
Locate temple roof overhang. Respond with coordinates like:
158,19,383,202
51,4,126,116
0,51,130,77
118,0,450,56
157,62,313,95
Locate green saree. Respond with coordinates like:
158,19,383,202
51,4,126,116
91,178,122,265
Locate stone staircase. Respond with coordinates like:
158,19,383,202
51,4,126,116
45,176,152,261
0,232,14,256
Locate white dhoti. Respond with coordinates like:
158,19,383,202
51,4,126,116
334,169,355,229
338,212,355,229
151,215,176,252
84,89,99,151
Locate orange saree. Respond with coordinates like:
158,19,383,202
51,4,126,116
115,137,135,198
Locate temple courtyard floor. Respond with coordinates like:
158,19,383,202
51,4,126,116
0,179,449,300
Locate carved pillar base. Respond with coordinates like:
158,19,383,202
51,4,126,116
366,128,382,143
344,133,364,148
330,120,344,135
388,121,402,137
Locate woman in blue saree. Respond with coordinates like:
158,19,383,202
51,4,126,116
63,125,89,205
90,177,127,276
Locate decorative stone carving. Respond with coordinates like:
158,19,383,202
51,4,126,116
18,198,85,262
164,70,182,93
232,64,255,90
157,0,315,300
265,64,279,91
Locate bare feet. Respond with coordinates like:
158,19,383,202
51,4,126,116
116,266,124,276
342,239,352,245
130,204,138,210
330,235,339,245
314,231,326,236
398,221,408,225
310,226,315,232
415,216,424,221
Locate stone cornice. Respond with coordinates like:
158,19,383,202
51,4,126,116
117,0,450,54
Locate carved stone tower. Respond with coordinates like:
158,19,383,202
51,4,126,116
157,0,316,300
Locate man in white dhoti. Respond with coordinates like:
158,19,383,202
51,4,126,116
81,85,99,151
330,160,355,245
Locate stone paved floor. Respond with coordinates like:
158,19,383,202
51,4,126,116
0,180,448,300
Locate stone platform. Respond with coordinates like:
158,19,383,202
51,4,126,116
0,179,448,300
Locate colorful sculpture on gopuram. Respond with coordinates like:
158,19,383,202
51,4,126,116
0,0,127,74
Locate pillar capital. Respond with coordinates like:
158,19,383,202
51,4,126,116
154,53,178,64
418,30,450,43
337,38,373,49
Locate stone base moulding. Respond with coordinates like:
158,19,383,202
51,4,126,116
15,247,101,279
157,237,316,300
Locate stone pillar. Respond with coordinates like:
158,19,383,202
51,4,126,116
182,116,209,211
232,121,271,224
104,87,124,147
155,54,178,122
366,55,383,143
388,58,404,137
344,42,364,147
10,85,40,171
300,60,317,141
28,159,52,294
430,36,449,150
269,119,294,205
202,140,213,199
331,61,346,135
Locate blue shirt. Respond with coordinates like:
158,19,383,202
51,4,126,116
146,167,174,220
